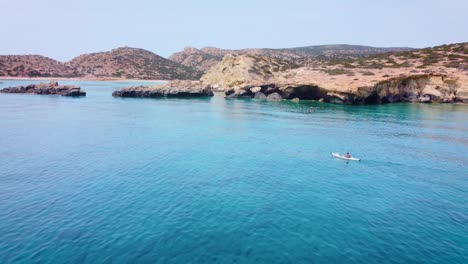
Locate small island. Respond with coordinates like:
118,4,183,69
0,81,86,96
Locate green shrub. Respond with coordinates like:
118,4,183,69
421,48,434,54
342,62,355,68
112,71,123,77
422,55,440,65
365,62,384,69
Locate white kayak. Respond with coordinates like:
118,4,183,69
331,152,361,161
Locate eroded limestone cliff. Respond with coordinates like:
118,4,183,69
200,43,468,104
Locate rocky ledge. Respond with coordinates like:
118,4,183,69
0,81,86,96
112,80,213,97
223,74,467,104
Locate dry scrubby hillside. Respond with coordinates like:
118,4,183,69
200,54,299,88
200,42,468,103
302,42,468,74
169,45,413,72
0,47,202,80
0,55,74,77
168,47,222,73
68,47,202,80
202,42,468,88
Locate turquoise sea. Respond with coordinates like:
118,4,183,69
0,80,467,263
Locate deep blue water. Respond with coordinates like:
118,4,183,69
0,80,467,263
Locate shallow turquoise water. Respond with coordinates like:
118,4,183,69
0,80,467,263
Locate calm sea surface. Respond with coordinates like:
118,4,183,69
0,80,467,263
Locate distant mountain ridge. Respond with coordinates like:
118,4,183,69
0,47,202,80
201,44,413,58
0,44,415,80
0,55,74,78
272,44,413,56
67,47,202,80
169,44,414,72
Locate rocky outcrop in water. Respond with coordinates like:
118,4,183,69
112,80,213,97
0,81,86,96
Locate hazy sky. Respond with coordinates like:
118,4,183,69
1,0,467,61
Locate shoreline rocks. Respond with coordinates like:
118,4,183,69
0,81,86,96
266,93,283,101
112,80,213,98
221,74,467,104
254,92,267,99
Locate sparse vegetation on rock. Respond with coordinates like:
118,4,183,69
0,47,203,80
169,45,414,73
199,42,468,104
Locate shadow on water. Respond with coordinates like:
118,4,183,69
231,98,468,121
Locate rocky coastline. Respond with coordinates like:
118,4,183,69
112,80,213,98
198,45,468,105
0,81,86,96
221,74,467,104
1,42,466,104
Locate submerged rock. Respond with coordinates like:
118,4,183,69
0,81,86,96
112,80,213,97
254,92,267,99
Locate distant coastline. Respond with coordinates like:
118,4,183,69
0,77,168,83
1,42,467,104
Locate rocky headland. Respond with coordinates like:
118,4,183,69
0,81,86,96
112,80,213,98
200,42,468,104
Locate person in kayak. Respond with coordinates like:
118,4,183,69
345,152,351,158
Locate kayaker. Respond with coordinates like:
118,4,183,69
345,152,351,158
